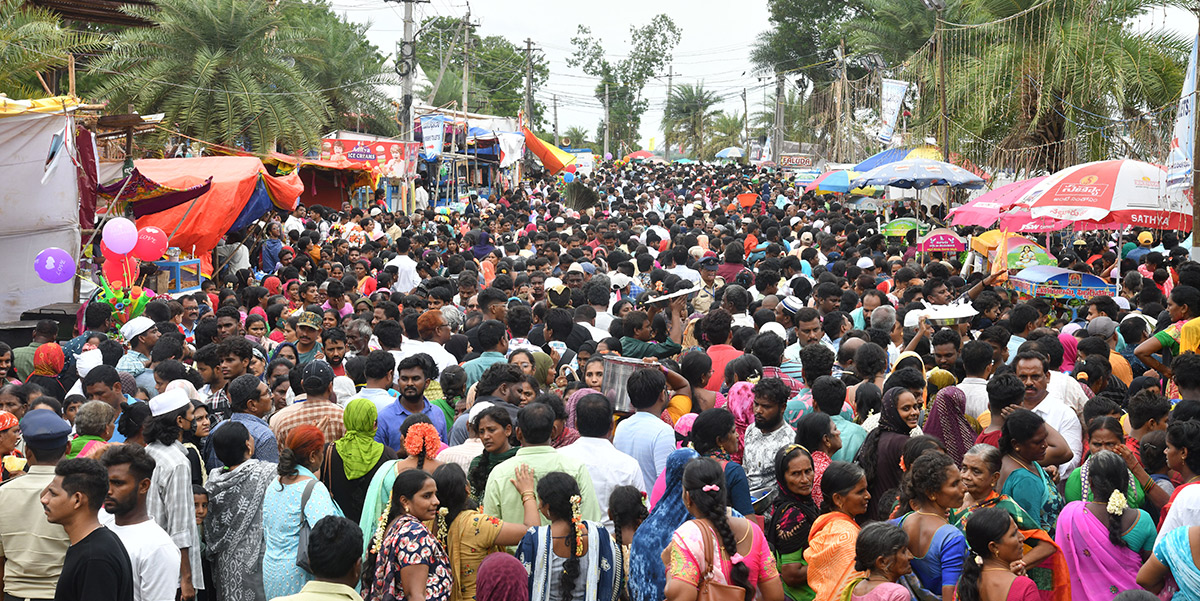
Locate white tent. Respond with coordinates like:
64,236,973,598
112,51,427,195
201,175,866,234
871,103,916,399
0,96,83,321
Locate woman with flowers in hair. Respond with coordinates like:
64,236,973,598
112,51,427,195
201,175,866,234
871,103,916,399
1053,450,1156,601
431,463,541,601
517,471,624,601
359,415,446,550
362,468,453,601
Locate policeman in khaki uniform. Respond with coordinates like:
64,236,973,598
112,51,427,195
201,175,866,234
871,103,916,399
692,255,725,314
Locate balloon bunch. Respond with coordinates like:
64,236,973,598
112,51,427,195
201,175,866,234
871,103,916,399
98,217,168,289
613,159,628,169
96,278,154,327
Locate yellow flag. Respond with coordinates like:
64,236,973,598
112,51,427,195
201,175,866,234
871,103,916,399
648,138,656,151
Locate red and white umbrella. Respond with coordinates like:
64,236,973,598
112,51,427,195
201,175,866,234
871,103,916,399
1020,159,1192,230
949,177,1046,227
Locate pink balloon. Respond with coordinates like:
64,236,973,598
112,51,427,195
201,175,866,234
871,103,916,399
103,217,137,254
132,226,169,261
34,247,74,284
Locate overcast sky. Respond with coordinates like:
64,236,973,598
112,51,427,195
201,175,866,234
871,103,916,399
329,0,1199,152
328,0,772,151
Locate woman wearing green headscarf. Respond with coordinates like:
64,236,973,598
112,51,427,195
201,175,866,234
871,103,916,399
532,351,556,389
321,398,398,523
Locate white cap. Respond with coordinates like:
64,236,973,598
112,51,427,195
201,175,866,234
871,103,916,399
75,349,103,378
856,257,875,269
120,316,156,341
149,388,191,417
610,273,633,290
332,376,358,405
759,322,788,339
369,207,382,216
468,401,495,424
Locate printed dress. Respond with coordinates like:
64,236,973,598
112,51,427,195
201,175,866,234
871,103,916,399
364,514,453,601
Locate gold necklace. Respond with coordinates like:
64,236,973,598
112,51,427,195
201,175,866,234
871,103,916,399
1008,453,1035,472
914,509,947,521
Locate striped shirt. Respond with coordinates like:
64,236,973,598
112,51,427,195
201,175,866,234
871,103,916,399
269,399,345,445
144,441,203,590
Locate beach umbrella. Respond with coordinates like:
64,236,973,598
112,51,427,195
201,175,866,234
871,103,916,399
1021,159,1193,230
715,147,744,159
852,158,986,190
804,170,876,195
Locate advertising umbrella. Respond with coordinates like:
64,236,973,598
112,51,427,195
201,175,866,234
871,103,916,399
1021,159,1193,230
804,170,877,195
852,158,986,190
624,150,653,161
948,177,1047,226
715,147,744,159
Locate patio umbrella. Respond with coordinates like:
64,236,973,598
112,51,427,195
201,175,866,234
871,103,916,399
852,158,986,190
948,177,1047,226
803,170,877,195
715,147,744,159
855,145,989,180
624,150,653,161
1021,159,1193,230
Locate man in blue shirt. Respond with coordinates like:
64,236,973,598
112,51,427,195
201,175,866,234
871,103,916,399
82,365,137,443
613,366,675,491
204,374,279,469
376,354,448,446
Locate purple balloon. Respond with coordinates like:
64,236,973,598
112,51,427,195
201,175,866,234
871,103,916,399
34,247,75,284
604,152,613,161
103,217,137,254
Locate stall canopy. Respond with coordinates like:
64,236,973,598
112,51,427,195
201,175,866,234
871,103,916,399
131,156,302,276
0,95,84,321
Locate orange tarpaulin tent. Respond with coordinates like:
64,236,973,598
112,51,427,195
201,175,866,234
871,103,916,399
133,156,302,277
522,127,575,175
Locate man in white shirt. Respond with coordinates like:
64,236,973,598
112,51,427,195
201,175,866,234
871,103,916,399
559,393,646,532
1015,351,1082,478
385,237,422,294
395,311,458,376
742,378,796,498
414,181,431,212
101,443,181,601
959,341,994,420
283,205,307,236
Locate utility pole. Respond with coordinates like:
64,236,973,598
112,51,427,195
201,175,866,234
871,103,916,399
742,88,749,153
604,82,611,158
772,72,784,162
665,64,673,162
523,38,534,173
461,11,471,119
384,0,428,141
553,94,559,147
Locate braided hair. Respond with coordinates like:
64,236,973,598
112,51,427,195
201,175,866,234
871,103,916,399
682,457,754,601
468,406,514,499
399,414,436,471
1086,450,1131,548
895,452,956,515
608,485,648,551
957,506,1013,601
538,472,584,601
432,463,475,549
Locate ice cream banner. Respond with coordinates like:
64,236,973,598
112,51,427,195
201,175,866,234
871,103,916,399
320,138,420,177
878,78,910,143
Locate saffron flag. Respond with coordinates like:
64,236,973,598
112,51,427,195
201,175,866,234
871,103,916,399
522,128,575,175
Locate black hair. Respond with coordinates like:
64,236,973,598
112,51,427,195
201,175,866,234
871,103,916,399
116,401,151,441
1140,430,1170,474
895,451,955,514
608,484,648,552
691,408,735,456
477,363,525,397
228,373,263,412
627,367,667,410
794,412,834,454
468,405,514,497
999,408,1044,455
853,522,910,572
516,402,555,445
854,343,888,379
575,393,613,438
798,343,835,383
752,377,791,408
538,471,586,601
1167,420,1200,475
432,463,476,549
307,516,364,580
100,441,157,483
143,404,189,446
679,351,713,390
212,421,252,468
962,340,994,377
1086,450,1131,548
986,373,1025,415
957,506,1015,601
1128,390,1171,429
682,457,753,601
901,435,947,474
55,457,109,511
820,461,866,513
81,364,120,389
811,375,847,415
362,469,435,589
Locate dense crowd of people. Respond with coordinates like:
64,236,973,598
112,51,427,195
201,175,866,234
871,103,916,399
1,158,1199,601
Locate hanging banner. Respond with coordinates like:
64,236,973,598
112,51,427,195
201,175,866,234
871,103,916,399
1167,34,1199,190
319,138,420,177
420,115,444,159
878,78,910,143
648,137,656,152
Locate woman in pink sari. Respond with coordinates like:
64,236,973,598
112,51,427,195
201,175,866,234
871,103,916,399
1053,451,1156,601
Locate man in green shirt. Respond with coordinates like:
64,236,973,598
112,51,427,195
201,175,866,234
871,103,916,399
14,320,58,381
618,295,686,359
483,403,601,524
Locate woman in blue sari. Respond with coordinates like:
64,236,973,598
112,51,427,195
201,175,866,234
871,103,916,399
629,447,698,601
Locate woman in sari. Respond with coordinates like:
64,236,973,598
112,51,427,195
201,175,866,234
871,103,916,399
921,386,976,468
1064,416,1168,510
1138,525,1200,598
432,463,541,601
764,445,820,601
663,457,782,601
629,448,699,601
950,444,1068,601
1135,285,1200,385
719,381,755,463
358,418,444,550
26,342,67,400
323,398,398,524
1055,451,1156,601
689,408,753,516
889,452,966,600
204,421,279,601
841,523,912,601
362,469,453,601
805,461,870,601
794,413,841,509
857,387,918,520
996,409,1063,533
517,471,624,601
955,507,1041,601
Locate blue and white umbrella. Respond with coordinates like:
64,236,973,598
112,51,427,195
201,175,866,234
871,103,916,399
851,158,986,190
715,146,744,159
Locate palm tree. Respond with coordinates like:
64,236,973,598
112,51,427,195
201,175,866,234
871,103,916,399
703,111,745,159
663,83,721,157
0,0,104,99
562,126,590,147
89,0,332,153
